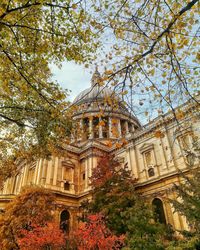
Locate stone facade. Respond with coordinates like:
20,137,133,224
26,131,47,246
0,69,199,233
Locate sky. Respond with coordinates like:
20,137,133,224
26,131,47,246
51,61,92,102
51,61,148,124
50,61,169,125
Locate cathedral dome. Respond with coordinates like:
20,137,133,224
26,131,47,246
73,85,114,105
72,67,115,105
71,68,141,142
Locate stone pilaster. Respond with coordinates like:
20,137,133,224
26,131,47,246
109,117,113,138
118,119,122,138
131,124,135,133
79,119,83,140
89,118,94,139
85,160,88,190
53,157,59,186
46,159,52,185
22,164,29,187
125,121,129,135
99,117,103,138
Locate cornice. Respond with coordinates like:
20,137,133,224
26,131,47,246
63,98,199,157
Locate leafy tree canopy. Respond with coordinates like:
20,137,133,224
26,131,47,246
18,222,65,250
87,0,200,120
0,0,99,184
0,186,55,250
82,155,167,249
0,0,199,189
70,213,125,250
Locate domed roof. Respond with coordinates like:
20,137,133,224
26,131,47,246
72,67,115,105
73,85,114,105
72,68,141,129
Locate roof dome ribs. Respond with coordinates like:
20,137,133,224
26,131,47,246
71,69,141,142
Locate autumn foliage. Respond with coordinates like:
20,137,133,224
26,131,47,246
0,186,55,250
89,154,122,189
71,214,124,250
18,222,65,250
82,155,167,249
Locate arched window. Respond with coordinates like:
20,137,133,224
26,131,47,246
60,210,70,233
152,198,166,224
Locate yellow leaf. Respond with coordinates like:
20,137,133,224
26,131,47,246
196,52,200,61
112,119,118,124
121,90,128,95
176,110,185,120
154,130,165,138
106,141,112,148
71,4,77,9
105,70,113,75
115,142,122,149
150,68,155,76
98,120,105,126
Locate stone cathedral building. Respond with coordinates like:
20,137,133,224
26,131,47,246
0,69,199,233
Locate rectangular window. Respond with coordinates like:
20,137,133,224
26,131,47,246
145,151,152,166
64,181,70,190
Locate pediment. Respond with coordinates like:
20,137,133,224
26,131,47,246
175,125,192,137
139,143,154,153
61,160,75,169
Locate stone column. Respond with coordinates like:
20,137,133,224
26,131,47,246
163,124,176,170
18,173,23,193
22,164,29,186
36,159,43,184
3,180,8,194
118,119,122,138
131,124,135,133
125,121,129,135
71,167,75,192
169,198,184,231
99,117,103,138
61,163,65,189
46,159,52,185
53,157,59,186
85,160,88,190
33,161,39,184
89,118,94,139
88,158,92,180
132,147,139,179
10,176,16,194
160,137,169,171
126,148,132,171
79,119,83,140
3,179,10,194
109,117,113,138
41,159,47,184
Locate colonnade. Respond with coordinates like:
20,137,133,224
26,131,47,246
1,158,76,195
36,158,75,193
78,117,136,140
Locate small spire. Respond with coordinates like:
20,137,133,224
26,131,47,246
91,66,101,87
